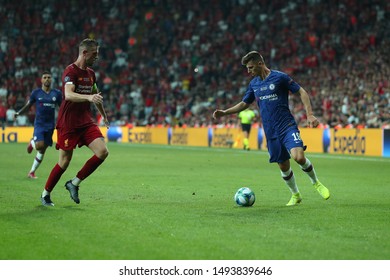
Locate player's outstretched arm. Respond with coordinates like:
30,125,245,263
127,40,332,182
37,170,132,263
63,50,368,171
213,101,249,119
14,101,32,119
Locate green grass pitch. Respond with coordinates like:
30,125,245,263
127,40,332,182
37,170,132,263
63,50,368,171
0,143,389,260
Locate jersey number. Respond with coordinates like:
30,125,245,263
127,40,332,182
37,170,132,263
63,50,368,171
292,132,302,142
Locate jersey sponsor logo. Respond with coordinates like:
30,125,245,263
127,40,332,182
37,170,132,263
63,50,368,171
258,93,278,101
43,103,55,108
77,85,93,94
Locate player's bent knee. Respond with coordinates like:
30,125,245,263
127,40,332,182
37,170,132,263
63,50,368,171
59,161,70,170
293,155,306,165
97,149,109,160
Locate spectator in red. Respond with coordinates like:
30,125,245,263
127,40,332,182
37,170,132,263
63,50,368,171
0,100,6,126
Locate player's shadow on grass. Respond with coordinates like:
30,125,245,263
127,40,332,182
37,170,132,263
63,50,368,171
30,205,86,212
0,205,85,222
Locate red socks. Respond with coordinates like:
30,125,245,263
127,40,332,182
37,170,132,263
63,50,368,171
44,164,65,192
44,155,104,192
76,155,104,180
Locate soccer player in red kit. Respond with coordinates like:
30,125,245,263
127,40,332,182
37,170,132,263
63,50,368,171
41,38,110,206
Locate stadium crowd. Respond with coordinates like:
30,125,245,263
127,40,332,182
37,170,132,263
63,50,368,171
0,0,389,129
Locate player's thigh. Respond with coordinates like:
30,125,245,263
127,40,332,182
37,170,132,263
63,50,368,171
282,128,304,149
43,128,54,147
282,128,305,163
58,149,73,169
267,137,290,163
88,137,108,159
290,147,305,162
33,127,45,142
80,125,104,146
56,128,80,150
83,125,108,158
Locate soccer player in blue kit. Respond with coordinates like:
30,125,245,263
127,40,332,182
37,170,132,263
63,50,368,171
213,51,330,206
15,71,62,179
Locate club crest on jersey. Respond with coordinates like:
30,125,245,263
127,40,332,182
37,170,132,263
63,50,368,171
269,84,275,90
64,76,70,82
52,97,56,101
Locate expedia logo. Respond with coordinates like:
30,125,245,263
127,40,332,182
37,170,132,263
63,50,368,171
333,129,366,154
127,130,152,143
0,128,17,143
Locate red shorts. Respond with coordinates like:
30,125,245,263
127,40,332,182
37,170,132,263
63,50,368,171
56,125,104,150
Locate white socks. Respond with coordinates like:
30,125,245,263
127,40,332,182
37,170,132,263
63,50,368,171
72,177,81,186
42,190,50,197
30,139,36,150
30,152,44,173
300,158,318,184
281,168,299,194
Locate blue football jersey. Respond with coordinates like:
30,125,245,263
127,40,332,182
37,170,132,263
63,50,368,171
242,70,301,139
30,88,62,129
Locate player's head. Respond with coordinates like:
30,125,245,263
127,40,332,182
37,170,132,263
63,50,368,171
241,51,265,77
79,38,99,67
41,70,52,88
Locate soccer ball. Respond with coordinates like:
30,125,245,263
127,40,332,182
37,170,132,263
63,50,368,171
234,187,255,207
107,126,122,142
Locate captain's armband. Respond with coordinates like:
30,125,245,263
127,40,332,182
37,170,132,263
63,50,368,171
92,83,98,93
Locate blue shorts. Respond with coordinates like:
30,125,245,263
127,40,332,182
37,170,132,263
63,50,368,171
33,127,55,147
266,127,304,163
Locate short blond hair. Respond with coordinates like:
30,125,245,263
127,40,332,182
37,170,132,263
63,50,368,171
78,38,99,52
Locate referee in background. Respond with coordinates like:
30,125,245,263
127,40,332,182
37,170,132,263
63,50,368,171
238,108,257,150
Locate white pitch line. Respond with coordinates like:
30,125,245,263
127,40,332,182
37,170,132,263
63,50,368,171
118,143,390,163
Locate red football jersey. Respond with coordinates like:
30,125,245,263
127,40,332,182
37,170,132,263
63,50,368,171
57,63,97,129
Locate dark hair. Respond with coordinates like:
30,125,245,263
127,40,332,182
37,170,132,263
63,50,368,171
79,38,99,52
241,51,264,66
41,70,51,76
